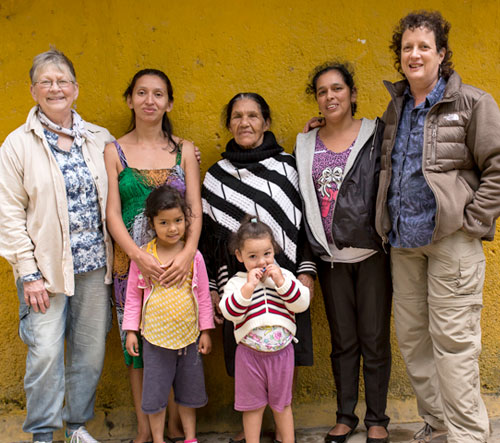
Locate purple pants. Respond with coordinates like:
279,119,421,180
234,343,294,412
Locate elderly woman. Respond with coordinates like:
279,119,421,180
376,11,500,443
201,92,315,442
0,49,113,443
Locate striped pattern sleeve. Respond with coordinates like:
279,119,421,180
297,260,317,276
209,279,218,292
276,269,310,313
296,219,318,277
217,265,229,292
219,276,252,323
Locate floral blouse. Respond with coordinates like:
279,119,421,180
44,128,106,275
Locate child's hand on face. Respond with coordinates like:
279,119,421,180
198,330,212,354
264,263,285,287
247,267,264,286
125,331,140,357
241,267,264,299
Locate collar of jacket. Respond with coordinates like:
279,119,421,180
24,106,47,140
383,70,462,104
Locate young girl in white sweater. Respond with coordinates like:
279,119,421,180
220,217,310,443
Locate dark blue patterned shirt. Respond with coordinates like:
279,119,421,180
44,129,106,274
388,77,446,248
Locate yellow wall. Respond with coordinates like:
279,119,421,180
1,0,500,440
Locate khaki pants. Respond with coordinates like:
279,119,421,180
391,230,489,443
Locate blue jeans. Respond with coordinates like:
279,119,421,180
17,267,112,441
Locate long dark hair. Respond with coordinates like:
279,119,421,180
124,68,179,151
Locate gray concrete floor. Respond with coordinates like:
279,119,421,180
91,418,500,443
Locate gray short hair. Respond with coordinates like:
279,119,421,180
30,48,76,83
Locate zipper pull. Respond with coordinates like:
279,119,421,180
430,125,438,165
382,238,388,254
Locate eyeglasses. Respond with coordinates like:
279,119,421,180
33,79,75,89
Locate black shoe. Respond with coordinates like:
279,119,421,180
324,427,355,443
229,438,245,443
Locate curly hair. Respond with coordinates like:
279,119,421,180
390,10,453,79
305,61,357,116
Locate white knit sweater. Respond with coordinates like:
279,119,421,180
220,268,310,344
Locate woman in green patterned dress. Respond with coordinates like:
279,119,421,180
104,69,201,443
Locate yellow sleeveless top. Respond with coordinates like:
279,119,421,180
142,239,199,349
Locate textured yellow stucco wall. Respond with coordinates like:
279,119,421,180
1,0,500,440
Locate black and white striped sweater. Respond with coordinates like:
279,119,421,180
200,132,316,293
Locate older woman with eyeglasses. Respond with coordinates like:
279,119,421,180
0,49,114,443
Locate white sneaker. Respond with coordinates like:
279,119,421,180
65,426,99,443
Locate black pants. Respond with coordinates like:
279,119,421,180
318,251,392,430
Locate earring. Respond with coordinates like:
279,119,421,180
438,64,442,78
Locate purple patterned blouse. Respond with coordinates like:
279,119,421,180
312,134,354,243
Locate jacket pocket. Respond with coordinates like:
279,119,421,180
457,175,474,204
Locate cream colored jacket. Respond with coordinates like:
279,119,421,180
0,106,114,296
